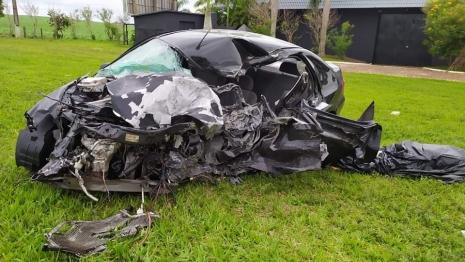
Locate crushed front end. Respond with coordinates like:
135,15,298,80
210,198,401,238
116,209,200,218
16,70,381,201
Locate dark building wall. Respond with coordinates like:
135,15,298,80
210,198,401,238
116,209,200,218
334,8,380,63
277,8,448,67
335,8,429,64
276,10,315,52
276,9,379,62
277,9,380,62
133,11,218,43
372,11,430,66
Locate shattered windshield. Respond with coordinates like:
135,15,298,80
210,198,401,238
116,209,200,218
96,39,190,78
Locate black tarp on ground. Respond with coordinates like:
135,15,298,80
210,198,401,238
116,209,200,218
337,141,465,183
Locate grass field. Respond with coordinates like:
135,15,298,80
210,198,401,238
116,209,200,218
322,55,347,62
430,65,465,73
1,38,465,261
0,15,133,41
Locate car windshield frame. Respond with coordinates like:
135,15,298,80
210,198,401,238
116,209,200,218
96,38,190,78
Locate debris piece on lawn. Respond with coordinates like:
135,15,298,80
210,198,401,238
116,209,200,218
43,206,159,257
391,111,401,116
337,141,465,183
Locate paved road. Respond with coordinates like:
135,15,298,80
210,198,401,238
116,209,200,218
331,62,465,83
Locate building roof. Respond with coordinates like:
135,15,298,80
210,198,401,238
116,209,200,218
132,10,203,17
279,0,428,10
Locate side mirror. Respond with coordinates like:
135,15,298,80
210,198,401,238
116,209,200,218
99,62,110,70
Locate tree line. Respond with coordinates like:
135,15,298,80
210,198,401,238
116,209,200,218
46,6,130,41
197,0,464,67
5,0,464,68
0,1,130,42
194,0,354,58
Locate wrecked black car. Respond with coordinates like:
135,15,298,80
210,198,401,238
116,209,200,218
15,29,381,200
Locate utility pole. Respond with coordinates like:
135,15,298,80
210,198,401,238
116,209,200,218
270,0,278,37
319,0,331,56
12,0,20,37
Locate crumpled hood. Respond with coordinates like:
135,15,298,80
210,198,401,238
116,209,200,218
107,72,223,131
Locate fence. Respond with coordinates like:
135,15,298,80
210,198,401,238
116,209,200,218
1,24,134,45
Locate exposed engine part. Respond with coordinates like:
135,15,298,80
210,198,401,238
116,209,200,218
72,154,99,201
77,77,107,93
121,148,147,179
81,132,121,176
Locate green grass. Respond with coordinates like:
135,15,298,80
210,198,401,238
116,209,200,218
2,38,465,261
323,55,364,63
0,15,133,41
429,65,465,73
322,55,346,62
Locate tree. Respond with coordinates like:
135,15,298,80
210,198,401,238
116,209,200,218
195,0,250,28
96,8,117,41
195,0,251,29
0,0,4,18
177,0,189,11
48,9,71,39
204,0,212,29
194,0,206,11
194,0,212,26
3,2,13,35
116,14,130,43
423,0,465,70
327,21,354,59
319,0,331,56
116,14,129,25
69,9,80,39
249,0,271,35
302,3,339,52
278,10,301,43
20,1,39,37
270,0,278,37
81,6,94,39
226,0,250,27
96,8,113,23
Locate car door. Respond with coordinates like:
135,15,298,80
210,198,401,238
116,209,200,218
305,55,339,102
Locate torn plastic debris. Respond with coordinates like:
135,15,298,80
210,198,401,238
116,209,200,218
336,141,465,183
43,206,159,257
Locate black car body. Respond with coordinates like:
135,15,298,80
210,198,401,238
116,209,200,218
157,30,345,114
15,29,380,200
108,29,345,114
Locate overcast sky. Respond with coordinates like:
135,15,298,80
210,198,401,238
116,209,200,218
15,0,195,20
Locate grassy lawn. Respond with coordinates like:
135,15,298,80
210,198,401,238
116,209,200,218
429,65,465,73
0,15,133,41
1,38,465,261
322,55,346,62
323,55,364,63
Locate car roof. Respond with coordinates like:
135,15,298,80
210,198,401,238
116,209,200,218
158,29,299,53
